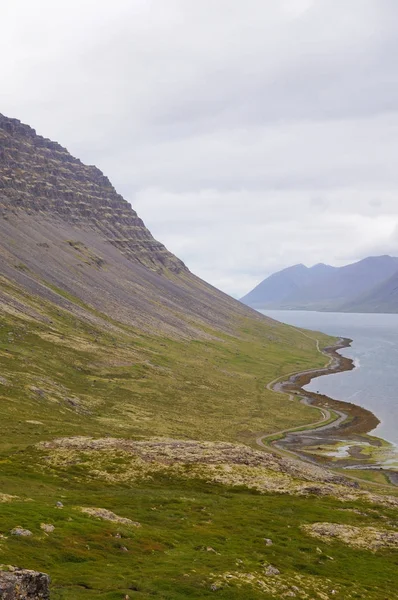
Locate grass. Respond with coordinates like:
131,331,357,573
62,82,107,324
0,275,397,598
0,278,334,450
0,459,398,599
337,469,393,486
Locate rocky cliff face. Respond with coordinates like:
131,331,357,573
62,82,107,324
0,569,50,599
0,114,184,273
0,113,261,337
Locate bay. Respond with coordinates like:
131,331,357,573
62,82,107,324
259,310,398,446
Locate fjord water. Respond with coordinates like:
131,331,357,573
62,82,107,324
260,310,398,446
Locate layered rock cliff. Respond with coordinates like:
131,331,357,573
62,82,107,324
0,113,262,337
0,114,184,273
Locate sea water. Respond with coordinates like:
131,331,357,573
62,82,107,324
259,310,398,446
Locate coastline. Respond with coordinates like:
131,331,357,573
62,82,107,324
260,336,398,484
282,337,379,436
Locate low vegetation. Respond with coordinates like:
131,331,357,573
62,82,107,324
1,111,397,599
0,276,397,599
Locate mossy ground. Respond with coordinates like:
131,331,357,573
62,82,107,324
0,279,333,449
0,281,397,598
1,460,398,599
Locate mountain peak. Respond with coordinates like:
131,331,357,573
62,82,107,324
356,255,398,264
0,112,266,338
277,263,308,274
241,255,398,311
0,113,184,273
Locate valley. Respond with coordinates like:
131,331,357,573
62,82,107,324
0,114,397,599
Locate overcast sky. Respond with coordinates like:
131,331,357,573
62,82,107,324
2,0,398,297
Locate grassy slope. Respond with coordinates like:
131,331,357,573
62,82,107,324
2,469,398,600
0,276,332,449
1,276,398,599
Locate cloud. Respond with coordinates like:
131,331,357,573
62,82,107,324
2,0,398,296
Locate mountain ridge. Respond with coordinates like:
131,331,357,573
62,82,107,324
241,255,398,312
0,111,333,441
0,113,270,338
0,113,185,274
341,268,398,313
0,114,397,599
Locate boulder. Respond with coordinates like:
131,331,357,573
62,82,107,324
10,528,32,537
0,569,50,599
264,564,280,576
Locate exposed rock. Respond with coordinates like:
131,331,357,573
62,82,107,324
40,524,54,534
79,507,141,527
55,501,63,509
29,387,46,398
40,436,351,482
212,570,346,598
0,113,264,340
264,538,273,546
210,583,222,591
0,568,50,599
0,494,18,503
302,522,398,551
264,565,280,576
10,527,32,537
0,113,184,274
39,437,398,507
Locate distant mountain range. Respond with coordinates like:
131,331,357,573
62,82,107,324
240,256,398,313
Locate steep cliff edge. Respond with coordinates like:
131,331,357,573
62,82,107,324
0,114,262,338
0,114,183,273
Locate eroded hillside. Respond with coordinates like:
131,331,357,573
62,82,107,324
0,113,270,339
0,115,397,600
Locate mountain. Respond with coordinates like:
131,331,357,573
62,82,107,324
241,256,398,311
2,112,329,445
0,115,183,273
0,114,396,599
0,113,266,338
342,270,398,313
240,263,336,308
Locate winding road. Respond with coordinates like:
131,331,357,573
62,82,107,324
256,330,398,488
256,329,348,453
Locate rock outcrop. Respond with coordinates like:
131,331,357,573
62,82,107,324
0,569,50,599
0,114,184,273
0,113,261,338
302,522,398,551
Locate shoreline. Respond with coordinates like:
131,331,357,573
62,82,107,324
261,336,398,484
282,337,379,436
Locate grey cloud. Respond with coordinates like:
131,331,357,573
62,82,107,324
133,187,398,296
2,0,398,296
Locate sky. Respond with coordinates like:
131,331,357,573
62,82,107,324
2,0,398,297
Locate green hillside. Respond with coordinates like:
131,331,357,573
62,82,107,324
0,114,397,599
